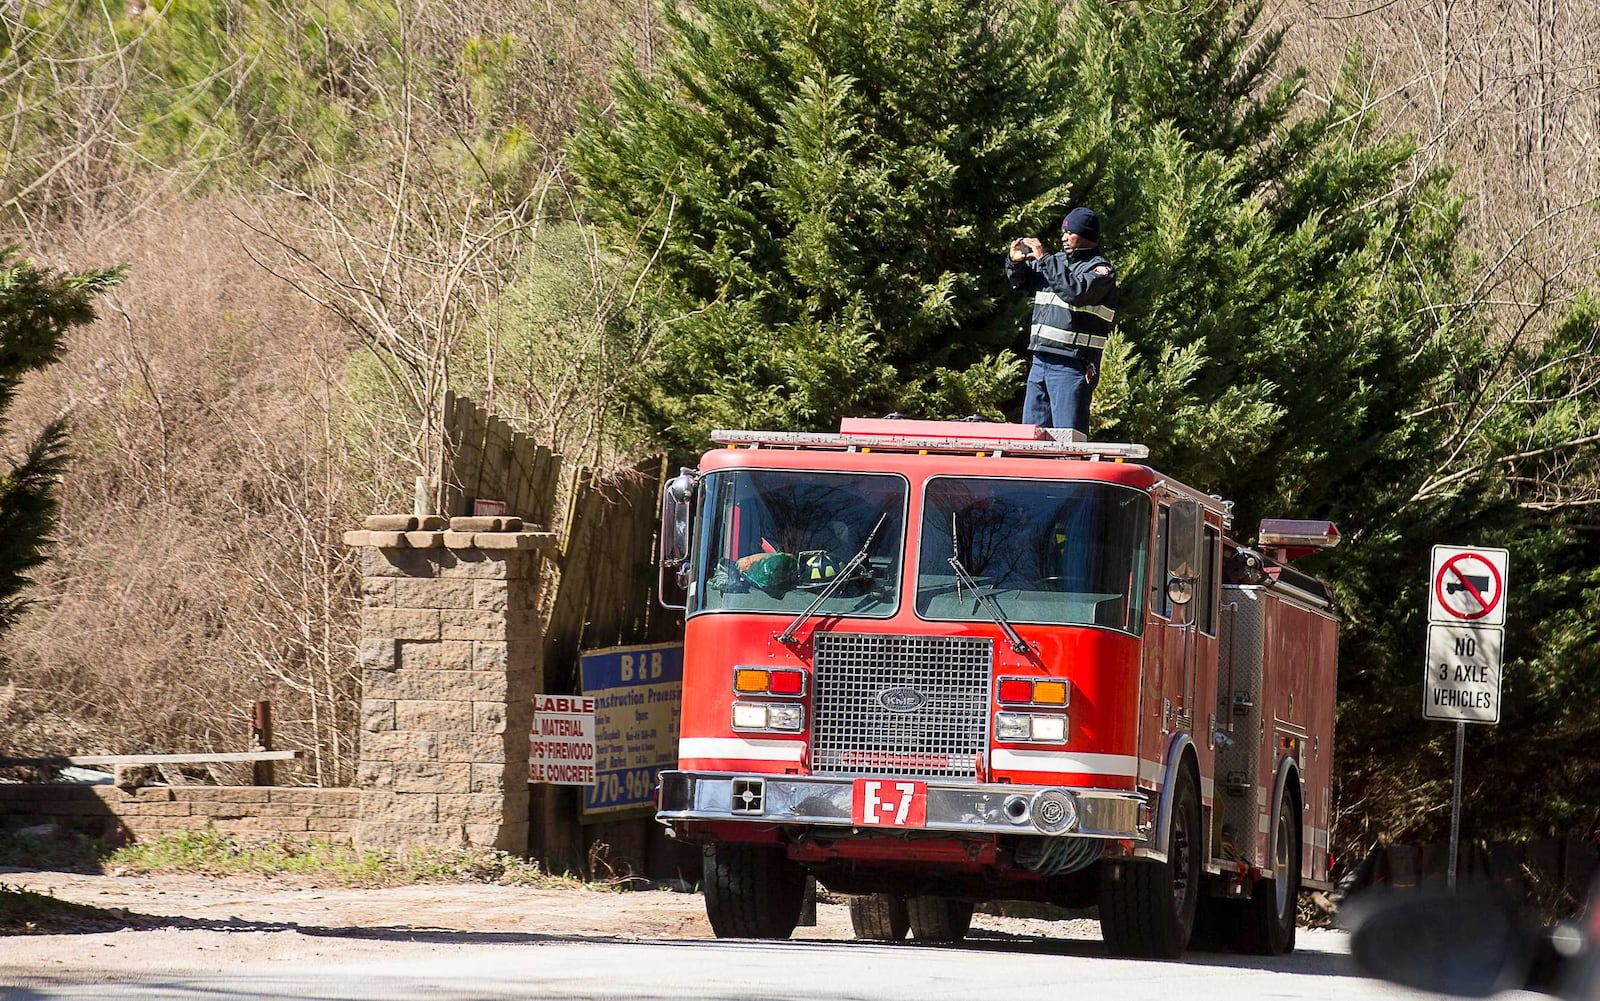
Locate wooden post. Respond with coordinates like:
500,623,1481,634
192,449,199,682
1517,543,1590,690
251,701,275,786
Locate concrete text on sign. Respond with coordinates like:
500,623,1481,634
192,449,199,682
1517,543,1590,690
530,694,597,785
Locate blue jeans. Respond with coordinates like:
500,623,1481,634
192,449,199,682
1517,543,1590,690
1023,353,1094,431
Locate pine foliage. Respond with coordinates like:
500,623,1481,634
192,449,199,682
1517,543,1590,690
0,250,123,630
571,0,1085,448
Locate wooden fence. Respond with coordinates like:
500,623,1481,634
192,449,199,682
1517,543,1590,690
439,390,561,524
534,457,686,875
1375,836,1598,916
542,458,682,693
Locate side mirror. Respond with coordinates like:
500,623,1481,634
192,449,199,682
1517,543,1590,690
658,469,697,611
1166,500,1200,620
1167,500,1200,579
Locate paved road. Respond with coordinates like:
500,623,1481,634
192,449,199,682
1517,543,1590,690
0,873,1544,1001
1,926,1513,1001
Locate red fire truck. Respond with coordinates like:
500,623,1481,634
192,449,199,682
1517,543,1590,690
655,418,1339,958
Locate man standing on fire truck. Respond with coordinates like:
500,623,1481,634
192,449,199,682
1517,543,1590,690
1006,207,1118,433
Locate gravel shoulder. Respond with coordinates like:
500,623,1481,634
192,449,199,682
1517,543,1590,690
0,867,1346,989
0,867,1103,978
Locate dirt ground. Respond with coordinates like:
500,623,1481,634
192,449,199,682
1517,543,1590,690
0,867,1104,982
0,869,731,938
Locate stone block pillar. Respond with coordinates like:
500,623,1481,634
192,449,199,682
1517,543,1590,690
343,524,557,852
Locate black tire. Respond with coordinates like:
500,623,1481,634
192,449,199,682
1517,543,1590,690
1232,791,1299,955
1099,766,1202,958
906,896,974,942
701,842,806,939
849,893,910,941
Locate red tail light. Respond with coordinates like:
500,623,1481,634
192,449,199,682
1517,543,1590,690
769,670,805,695
998,679,1033,703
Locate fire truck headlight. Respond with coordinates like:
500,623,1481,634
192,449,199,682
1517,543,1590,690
731,702,769,729
767,704,805,732
995,712,1032,741
1031,714,1067,742
996,712,1068,743
732,701,805,732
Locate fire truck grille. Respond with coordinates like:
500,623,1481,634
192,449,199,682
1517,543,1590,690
810,633,993,781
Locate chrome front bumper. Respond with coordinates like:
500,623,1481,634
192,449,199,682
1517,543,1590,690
657,770,1149,840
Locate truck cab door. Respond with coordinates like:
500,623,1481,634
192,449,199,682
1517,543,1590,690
1142,503,1184,782
1166,501,1202,734
1142,501,1219,789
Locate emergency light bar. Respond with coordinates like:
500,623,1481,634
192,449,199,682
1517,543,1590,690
710,429,1150,461
1258,519,1341,551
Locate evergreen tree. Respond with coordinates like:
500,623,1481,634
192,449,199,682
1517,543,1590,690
574,0,1481,567
1040,7,1471,538
0,250,123,630
571,0,1089,449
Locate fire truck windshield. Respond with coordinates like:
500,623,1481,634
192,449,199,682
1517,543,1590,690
690,469,907,617
917,477,1151,634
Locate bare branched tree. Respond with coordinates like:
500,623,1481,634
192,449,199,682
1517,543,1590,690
0,2,247,236
1275,0,1600,511
452,183,682,475
234,3,572,511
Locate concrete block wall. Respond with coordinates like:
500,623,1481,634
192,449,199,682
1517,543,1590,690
343,525,557,853
0,784,360,843
1,522,557,857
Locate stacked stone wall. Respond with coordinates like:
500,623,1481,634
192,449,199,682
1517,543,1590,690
1,519,558,862
0,784,359,843
344,525,555,852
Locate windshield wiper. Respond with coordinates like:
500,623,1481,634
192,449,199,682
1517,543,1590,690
777,512,888,645
948,514,1030,654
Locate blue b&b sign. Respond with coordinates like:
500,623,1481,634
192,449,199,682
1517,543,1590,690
579,643,683,816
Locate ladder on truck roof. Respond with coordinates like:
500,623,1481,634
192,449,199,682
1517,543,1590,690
711,417,1150,461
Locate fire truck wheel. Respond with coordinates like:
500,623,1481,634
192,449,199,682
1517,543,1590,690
905,896,975,942
1098,767,1202,958
701,843,806,939
848,893,910,941
1232,791,1299,955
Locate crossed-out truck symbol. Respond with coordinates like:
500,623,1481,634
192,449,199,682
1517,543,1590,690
1445,573,1491,597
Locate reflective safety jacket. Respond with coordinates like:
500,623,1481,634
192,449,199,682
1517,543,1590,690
1005,248,1118,364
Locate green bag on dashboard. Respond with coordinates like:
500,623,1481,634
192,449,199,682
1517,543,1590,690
736,552,797,590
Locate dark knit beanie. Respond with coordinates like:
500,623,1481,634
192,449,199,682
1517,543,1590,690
1062,207,1101,241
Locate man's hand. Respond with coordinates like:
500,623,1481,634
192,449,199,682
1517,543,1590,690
1009,238,1029,262
1022,238,1045,259
1085,363,1098,386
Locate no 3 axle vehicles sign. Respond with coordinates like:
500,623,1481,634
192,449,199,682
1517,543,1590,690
1424,545,1510,724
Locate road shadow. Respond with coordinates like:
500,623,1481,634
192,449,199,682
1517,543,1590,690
1,906,641,944
0,878,1362,986
954,927,1362,978
6,907,1362,981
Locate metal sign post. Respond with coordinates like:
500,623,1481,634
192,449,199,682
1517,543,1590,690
1425,546,1510,888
